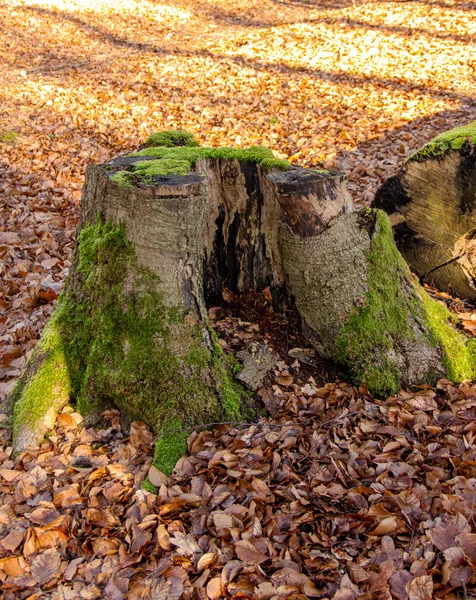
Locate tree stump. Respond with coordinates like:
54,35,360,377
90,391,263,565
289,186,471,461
6,131,476,471
374,122,476,301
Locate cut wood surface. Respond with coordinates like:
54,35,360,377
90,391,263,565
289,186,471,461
374,122,476,301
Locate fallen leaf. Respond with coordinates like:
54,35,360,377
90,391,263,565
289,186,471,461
30,548,62,586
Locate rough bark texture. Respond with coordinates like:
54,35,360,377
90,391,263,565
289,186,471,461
6,134,476,463
374,135,476,301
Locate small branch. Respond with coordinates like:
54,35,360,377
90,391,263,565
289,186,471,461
156,411,361,437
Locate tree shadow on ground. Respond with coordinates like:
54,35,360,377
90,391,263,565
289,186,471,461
195,6,472,45
273,0,476,10
21,5,476,109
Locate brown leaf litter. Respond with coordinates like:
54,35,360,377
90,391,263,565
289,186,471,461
2,310,476,598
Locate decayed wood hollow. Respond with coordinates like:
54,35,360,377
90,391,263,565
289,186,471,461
201,161,354,312
83,156,354,329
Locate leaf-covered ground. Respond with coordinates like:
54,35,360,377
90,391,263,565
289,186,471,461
2,307,476,599
2,292,476,598
1,0,476,597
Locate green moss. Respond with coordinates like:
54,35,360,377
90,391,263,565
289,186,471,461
143,130,200,148
0,416,13,431
153,418,189,475
53,220,229,427
408,121,476,162
260,158,291,171
420,290,476,382
134,158,191,177
109,141,291,187
134,144,282,167
209,330,252,421
110,171,135,188
0,130,19,143
12,323,71,439
334,210,414,396
12,218,251,462
335,209,476,396
141,478,159,494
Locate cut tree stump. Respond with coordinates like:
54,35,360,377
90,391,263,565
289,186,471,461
5,131,476,471
374,121,476,301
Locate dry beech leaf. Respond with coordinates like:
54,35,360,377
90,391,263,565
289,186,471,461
56,413,79,429
27,465,48,488
407,575,433,600
0,506,15,527
369,516,398,536
64,557,85,581
234,540,268,565
43,406,57,429
197,552,216,572
333,591,356,600
159,498,187,516
206,577,223,600
129,421,154,448
148,465,168,487
0,556,26,577
0,468,21,482
92,537,121,556
390,571,413,600
156,524,172,550
0,528,25,552
221,560,244,586
213,512,234,529
30,548,61,586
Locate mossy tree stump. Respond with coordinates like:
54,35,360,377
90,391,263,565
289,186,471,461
6,131,476,471
374,121,476,301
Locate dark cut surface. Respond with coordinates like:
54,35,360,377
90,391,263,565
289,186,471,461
373,171,412,214
269,167,348,237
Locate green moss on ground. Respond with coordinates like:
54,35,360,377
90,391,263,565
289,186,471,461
140,477,159,495
335,209,476,397
110,136,291,187
408,121,476,162
153,418,189,475
141,479,159,494
11,218,251,466
209,329,252,421
0,130,19,143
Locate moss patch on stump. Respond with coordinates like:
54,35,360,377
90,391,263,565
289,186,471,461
10,219,251,471
335,209,476,397
408,121,476,162
110,131,291,187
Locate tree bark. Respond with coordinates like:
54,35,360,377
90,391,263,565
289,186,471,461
6,137,476,465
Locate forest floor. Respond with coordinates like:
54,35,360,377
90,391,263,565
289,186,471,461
1,0,476,598
2,291,476,599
